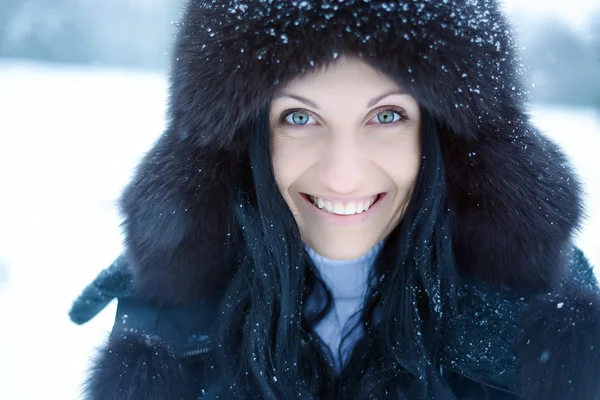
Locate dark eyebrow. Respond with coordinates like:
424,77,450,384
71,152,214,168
272,93,320,109
274,89,406,109
367,90,407,107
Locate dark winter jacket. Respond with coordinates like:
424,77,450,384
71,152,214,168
71,249,599,400
70,0,600,399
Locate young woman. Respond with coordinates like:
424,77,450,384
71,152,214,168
70,0,600,399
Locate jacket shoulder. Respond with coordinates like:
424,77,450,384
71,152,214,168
69,254,219,339
70,256,219,400
515,247,600,400
85,298,218,400
442,247,600,399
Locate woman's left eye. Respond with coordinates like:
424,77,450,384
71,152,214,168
371,110,403,124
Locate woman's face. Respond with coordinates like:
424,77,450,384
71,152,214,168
269,57,421,259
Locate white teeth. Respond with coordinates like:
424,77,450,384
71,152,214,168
309,195,379,215
345,203,356,215
356,202,365,213
324,200,334,213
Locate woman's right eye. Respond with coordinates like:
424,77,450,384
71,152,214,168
283,110,317,126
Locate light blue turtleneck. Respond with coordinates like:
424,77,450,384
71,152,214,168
304,241,384,374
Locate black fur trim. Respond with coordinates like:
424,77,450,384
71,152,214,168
84,332,195,400
120,132,241,305
440,123,583,292
516,290,600,400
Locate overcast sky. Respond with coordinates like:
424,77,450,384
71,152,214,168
501,0,599,34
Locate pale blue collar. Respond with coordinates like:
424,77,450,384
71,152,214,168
304,241,384,299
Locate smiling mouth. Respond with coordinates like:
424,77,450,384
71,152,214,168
300,193,384,215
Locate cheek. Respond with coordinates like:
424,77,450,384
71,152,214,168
271,138,311,205
375,138,421,191
271,137,316,190
271,141,314,225
396,152,421,189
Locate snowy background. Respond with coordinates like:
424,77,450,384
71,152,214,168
0,1,599,399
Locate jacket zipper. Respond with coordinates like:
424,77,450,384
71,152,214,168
182,344,214,358
440,363,524,397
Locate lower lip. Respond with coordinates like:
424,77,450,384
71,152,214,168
300,193,387,226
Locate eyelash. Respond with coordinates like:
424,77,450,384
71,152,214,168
279,106,409,127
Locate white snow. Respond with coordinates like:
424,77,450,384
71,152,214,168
0,61,167,400
0,61,598,399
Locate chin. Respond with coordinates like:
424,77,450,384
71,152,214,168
308,239,376,260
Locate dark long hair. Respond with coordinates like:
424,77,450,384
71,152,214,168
205,104,458,399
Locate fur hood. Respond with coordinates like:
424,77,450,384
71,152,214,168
72,1,600,399
121,0,584,305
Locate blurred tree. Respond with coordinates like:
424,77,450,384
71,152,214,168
0,0,95,63
592,11,600,54
591,11,600,111
0,0,20,42
520,17,600,107
87,0,185,69
0,0,186,69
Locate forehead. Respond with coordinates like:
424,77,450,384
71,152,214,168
273,57,402,98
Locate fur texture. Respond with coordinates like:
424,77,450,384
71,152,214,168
85,333,195,400
516,289,600,400
121,0,583,305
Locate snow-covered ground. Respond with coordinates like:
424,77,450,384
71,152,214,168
0,62,166,400
0,61,598,399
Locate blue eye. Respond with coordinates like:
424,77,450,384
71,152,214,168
284,111,316,125
373,110,402,124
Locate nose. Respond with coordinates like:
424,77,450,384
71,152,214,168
317,133,367,194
